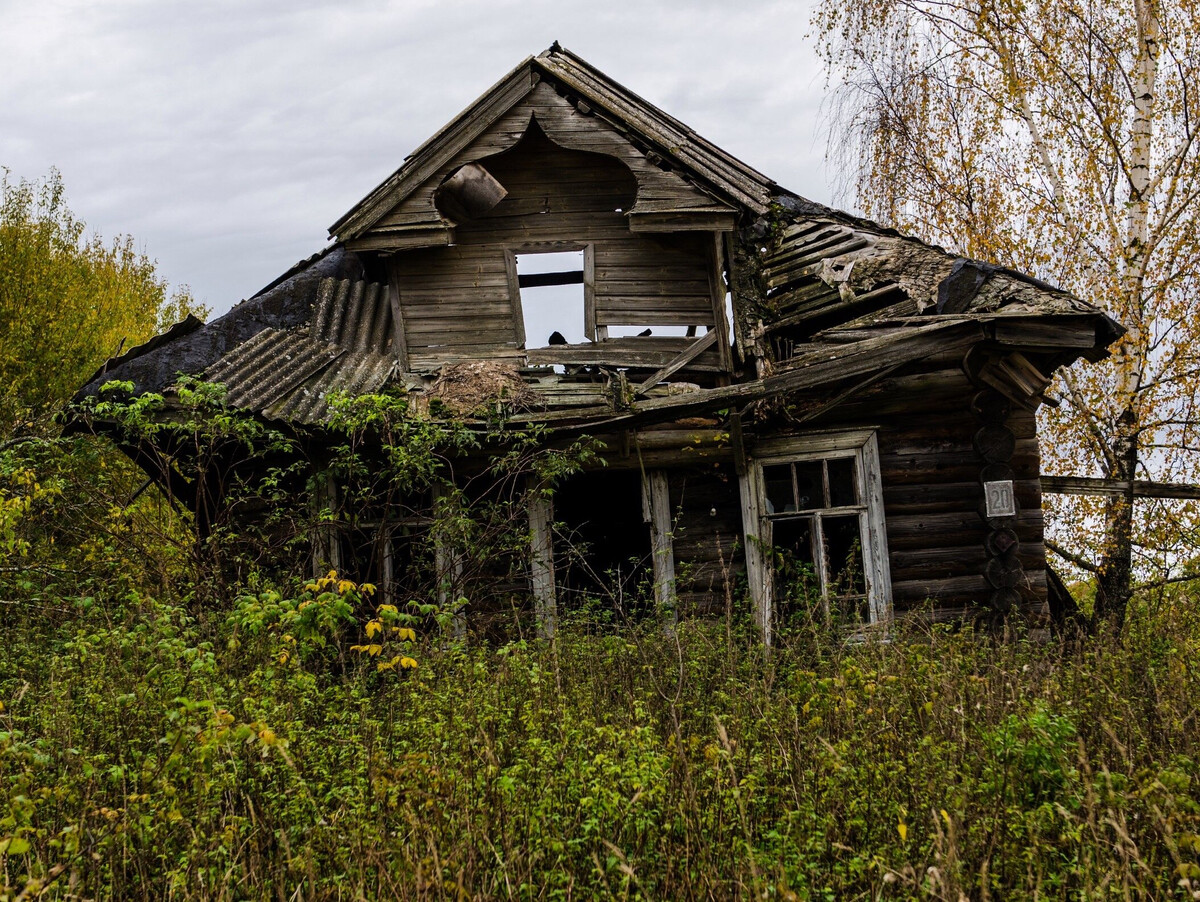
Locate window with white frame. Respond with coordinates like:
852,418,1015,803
756,431,892,628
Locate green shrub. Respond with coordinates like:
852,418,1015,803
2,583,1199,900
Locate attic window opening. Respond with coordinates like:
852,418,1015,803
515,249,588,348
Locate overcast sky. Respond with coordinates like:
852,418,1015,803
1,0,834,317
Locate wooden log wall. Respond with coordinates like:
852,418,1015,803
389,118,719,371
811,361,1049,625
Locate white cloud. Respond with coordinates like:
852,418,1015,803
0,0,832,314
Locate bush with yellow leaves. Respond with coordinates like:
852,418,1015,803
351,601,420,673
230,572,425,672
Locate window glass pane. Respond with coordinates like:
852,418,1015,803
827,457,858,508
794,461,824,510
771,517,819,607
822,514,867,603
763,464,795,514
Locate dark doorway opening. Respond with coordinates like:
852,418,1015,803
553,470,653,622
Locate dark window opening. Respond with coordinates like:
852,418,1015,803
552,470,654,622
765,452,870,627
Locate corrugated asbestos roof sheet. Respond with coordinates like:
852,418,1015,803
203,276,397,424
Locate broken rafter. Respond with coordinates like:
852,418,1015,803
635,329,717,395
534,319,987,434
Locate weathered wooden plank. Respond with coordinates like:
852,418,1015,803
527,336,721,368
582,242,597,341
636,330,719,394
628,211,737,232
993,320,1097,349
346,229,455,251
645,470,677,624
708,233,734,375
738,466,771,645
860,432,893,622
403,303,516,319
595,305,715,327
891,574,990,602
1042,475,1200,500
387,281,409,373
406,317,518,337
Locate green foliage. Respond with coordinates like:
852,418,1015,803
0,169,206,432
1,587,1199,900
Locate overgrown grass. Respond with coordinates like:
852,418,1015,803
2,585,1198,900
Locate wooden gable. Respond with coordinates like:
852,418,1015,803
389,120,729,371
345,80,739,252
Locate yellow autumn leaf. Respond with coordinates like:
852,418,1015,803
396,627,417,641
400,656,418,669
365,619,383,638
897,821,907,842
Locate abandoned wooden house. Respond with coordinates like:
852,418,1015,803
73,44,1122,641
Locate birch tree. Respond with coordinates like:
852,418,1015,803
814,0,1200,626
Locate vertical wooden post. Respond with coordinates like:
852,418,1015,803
382,530,395,606
708,232,734,376
738,465,773,646
643,470,677,628
860,433,893,623
311,472,342,576
386,277,409,373
528,488,557,639
583,242,598,341
432,484,467,638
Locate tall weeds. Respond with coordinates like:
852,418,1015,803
1,585,1197,900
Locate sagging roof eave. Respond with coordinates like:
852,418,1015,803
770,190,1126,342
329,45,779,243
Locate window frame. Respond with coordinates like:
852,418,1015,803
506,242,596,350
753,429,892,631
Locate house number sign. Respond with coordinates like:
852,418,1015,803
984,480,1017,518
